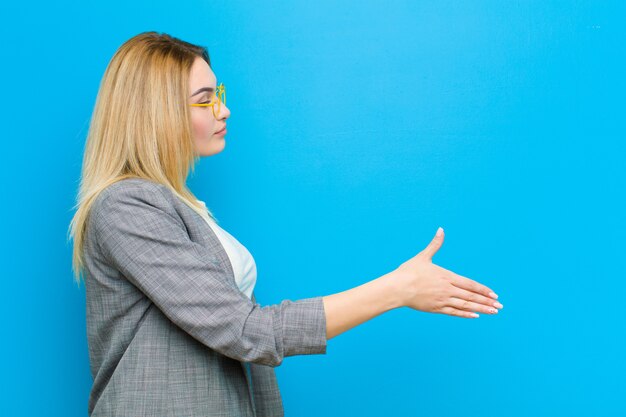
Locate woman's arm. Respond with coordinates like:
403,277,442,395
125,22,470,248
323,228,502,340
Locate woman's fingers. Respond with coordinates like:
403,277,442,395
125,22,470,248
449,286,503,311
438,306,480,318
445,270,498,300
447,296,500,315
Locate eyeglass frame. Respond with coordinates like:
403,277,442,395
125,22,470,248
189,83,226,119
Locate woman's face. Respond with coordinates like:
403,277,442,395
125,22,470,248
189,56,231,156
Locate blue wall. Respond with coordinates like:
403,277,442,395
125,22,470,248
1,1,624,415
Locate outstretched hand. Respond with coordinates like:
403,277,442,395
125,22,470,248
393,227,503,318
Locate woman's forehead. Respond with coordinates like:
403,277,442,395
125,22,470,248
190,59,217,92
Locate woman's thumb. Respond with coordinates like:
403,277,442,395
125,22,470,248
421,227,445,259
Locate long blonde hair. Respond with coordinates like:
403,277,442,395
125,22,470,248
68,31,218,286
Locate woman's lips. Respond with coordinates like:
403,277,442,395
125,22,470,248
215,126,227,135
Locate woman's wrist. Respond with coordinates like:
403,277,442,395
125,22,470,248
380,270,410,310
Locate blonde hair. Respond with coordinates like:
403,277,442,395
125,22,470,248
67,31,219,286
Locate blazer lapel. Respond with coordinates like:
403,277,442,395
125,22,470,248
177,199,237,288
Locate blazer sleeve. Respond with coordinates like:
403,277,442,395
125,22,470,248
89,184,327,367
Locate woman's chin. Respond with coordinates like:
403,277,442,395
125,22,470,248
197,139,225,156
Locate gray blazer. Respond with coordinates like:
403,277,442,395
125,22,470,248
82,178,328,416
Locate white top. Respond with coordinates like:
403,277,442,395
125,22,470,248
196,200,257,300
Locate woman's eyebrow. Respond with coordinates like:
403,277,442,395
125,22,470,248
191,86,215,97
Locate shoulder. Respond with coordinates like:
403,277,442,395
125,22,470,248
90,178,178,223
100,177,166,195
87,178,192,257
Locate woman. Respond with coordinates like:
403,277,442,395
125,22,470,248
68,31,503,417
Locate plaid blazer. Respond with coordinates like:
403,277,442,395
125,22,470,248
82,178,328,416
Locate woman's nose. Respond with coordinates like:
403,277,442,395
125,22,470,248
219,104,231,119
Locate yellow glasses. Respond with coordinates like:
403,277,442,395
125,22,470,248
189,83,226,119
